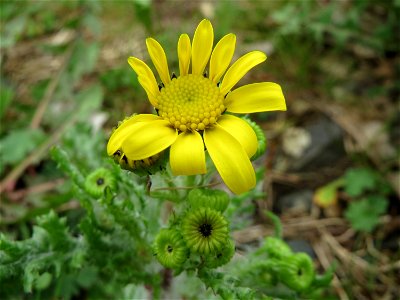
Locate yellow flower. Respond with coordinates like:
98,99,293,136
107,19,286,194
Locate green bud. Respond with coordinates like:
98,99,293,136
182,208,229,255
153,229,189,269
278,253,315,292
110,115,167,176
263,237,293,259
204,239,235,268
112,149,167,176
84,168,116,198
188,189,230,212
242,117,267,160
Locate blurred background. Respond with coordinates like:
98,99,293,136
1,0,399,299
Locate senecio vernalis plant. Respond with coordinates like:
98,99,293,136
0,20,333,300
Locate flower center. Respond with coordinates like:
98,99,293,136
157,74,225,132
199,223,213,237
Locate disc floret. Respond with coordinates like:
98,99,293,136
157,74,225,132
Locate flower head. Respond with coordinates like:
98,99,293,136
182,207,229,255
110,115,167,176
153,229,189,269
107,19,286,194
84,168,116,198
204,238,235,268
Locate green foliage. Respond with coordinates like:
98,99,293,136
344,168,377,197
269,0,398,53
0,80,14,120
314,166,392,233
228,234,334,299
133,0,153,33
0,128,46,174
198,269,255,300
1,144,162,299
345,195,389,233
342,167,391,232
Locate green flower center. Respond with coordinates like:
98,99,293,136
157,74,225,132
199,223,213,237
96,178,104,186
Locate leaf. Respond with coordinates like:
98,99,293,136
35,272,52,290
344,168,377,197
75,84,104,121
36,210,72,251
344,195,388,233
1,15,27,48
55,274,79,299
76,266,98,288
0,128,46,166
0,81,14,119
314,178,344,208
69,40,100,81
133,0,153,32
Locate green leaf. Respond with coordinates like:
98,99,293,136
344,168,377,197
133,0,153,33
75,84,104,121
0,81,14,119
55,274,79,299
1,15,27,48
69,40,100,81
76,266,98,288
35,272,52,290
0,128,46,166
345,195,388,232
36,210,73,251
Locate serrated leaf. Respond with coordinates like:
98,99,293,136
344,168,377,197
37,211,72,250
344,195,388,232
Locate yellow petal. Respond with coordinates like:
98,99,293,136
107,114,161,156
170,131,206,175
209,33,236,83
217,114,257,158
204,125,256,194
146,38,171,85
178,34,191,76
127,57,159,106
225,82,287,113
219,51,267,95
122,120,177,160
191,19,214,75
138,77,159,107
